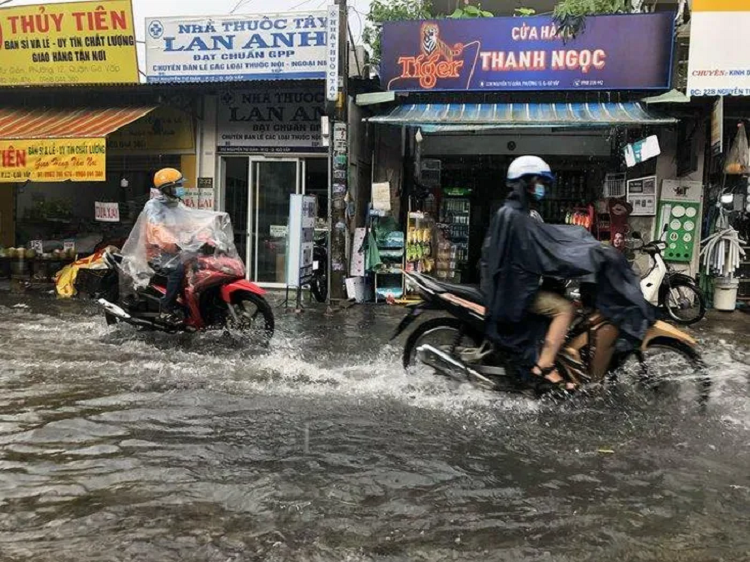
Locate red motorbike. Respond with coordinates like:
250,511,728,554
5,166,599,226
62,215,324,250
94,242,274,344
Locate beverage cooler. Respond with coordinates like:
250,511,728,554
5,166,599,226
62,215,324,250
438,188,471,283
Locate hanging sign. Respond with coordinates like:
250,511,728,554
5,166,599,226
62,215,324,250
95,202,120,222
145,11,327,83
0,0,138,86
688,0,750,96
0,138,106,183
627,176,657,217
326,5,340,102
381,13,674,92
624,135,661,168
217,87,325,153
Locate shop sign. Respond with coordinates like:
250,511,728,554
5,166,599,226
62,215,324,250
0,138,106,183
95,202,120,222
688,0,750,96
182,188,214,210
381,13,674,92
325,5,340,102
107,106,195,154
217,87,325,153
627,176,657,217
145,11,327,83
0,0,138,86
711,98,724,155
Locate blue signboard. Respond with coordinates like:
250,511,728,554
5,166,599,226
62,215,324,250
381,13,675,92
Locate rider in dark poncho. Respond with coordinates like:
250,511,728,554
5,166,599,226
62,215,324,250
481,156,653,391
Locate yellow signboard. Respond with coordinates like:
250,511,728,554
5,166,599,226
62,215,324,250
0,138,106,183
0,0,138,86
693,0,750,11
107,106,196,154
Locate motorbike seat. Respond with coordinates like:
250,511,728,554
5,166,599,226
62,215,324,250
433,280,485,305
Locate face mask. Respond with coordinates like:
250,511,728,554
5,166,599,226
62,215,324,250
174,186,186,199
532,183,546,201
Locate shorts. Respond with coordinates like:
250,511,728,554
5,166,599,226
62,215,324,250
530,290,574,318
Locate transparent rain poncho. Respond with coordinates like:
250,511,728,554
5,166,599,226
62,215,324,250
120,194,243,289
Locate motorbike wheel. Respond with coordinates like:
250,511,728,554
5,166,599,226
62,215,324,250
402,317,481,370
662,280,706,325
309,273,327,303
231,293,275,346
621,339,710,406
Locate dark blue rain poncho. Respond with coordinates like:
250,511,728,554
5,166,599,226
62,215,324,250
481,183,653,366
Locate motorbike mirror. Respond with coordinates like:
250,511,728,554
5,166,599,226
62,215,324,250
631,231,642,240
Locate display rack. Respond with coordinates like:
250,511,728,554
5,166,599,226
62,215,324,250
440,187,471,283
404,211,436,300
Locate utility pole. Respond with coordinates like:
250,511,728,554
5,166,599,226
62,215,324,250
327,0,349,302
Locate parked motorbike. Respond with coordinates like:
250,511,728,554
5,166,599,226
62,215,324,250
94,240,274,344
392,271,708,397
633,232,706,325
308,232,328,303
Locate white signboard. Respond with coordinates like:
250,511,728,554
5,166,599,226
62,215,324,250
182,188,215,209
145,11,328,83
95,202,120,222
286,194,317,287
218,87,325,153
326,5,340,102
661,180,703,203
688,4,750,96
627,176,657,217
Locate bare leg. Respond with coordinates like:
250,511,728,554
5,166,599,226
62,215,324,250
532,309,574,384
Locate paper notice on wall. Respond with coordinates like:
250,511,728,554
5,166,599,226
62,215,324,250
95,202,120,222
372,182,392,212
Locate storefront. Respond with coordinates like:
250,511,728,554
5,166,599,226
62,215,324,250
215,85,328,288
1,100,196,256
361,12,685,297
686,0,750,308
145,10,333,288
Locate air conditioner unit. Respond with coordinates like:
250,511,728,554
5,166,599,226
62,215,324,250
419,159,441,188
349,46,370,79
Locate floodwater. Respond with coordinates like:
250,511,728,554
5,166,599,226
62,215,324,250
0,295,749,562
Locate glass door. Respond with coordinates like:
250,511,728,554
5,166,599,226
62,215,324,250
223,157,251,269
252,159,300,285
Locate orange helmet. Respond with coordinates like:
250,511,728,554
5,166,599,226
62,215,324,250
154,168,185,198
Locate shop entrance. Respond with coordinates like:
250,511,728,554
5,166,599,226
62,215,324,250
221,156,328,287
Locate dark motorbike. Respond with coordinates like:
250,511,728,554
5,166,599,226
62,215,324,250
392,271,708,397
308,232,328,303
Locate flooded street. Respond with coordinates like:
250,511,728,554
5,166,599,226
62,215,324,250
1,295,749,562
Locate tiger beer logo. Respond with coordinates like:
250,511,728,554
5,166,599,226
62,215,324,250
397,23,465,89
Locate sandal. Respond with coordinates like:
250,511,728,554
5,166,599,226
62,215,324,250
530,364,578,394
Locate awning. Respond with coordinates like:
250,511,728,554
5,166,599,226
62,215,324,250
368,102,677,132
0,106,155,140
0,106,155,183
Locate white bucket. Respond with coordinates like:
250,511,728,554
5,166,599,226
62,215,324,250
713,277,740,311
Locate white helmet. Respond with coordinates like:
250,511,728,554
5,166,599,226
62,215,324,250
507,156,554,183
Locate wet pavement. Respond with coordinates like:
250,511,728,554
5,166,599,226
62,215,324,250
0,292,749,562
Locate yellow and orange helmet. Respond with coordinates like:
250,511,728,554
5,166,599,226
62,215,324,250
154,168,185,198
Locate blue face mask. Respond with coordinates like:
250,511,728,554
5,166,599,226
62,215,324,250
533,183,546,201
174,186,186,199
